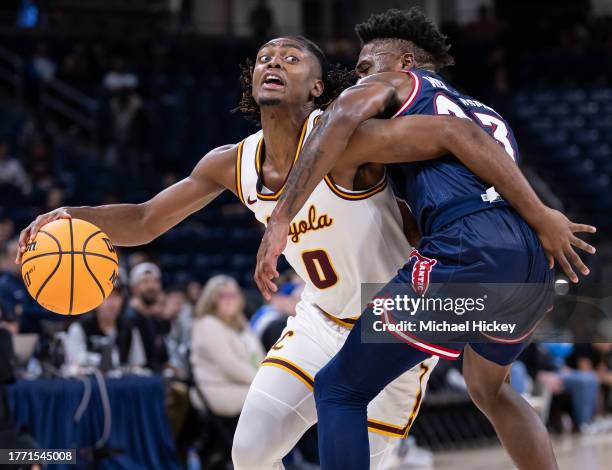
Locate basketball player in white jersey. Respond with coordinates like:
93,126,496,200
17,36,540,469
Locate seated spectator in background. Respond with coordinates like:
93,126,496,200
568,342,612,415
162,286,193,379
0,140,31,195
519,343,599,432
190,275,264,418
250,272,303,351
64,286,126,370
119,262,169,372
186,280,202,306
0,239,54,334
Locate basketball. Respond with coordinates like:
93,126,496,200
21,218,119,315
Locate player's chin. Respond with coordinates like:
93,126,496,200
258,95,284,107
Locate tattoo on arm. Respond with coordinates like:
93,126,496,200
274,112,333,221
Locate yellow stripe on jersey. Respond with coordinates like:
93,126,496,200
261,356,314,390
235,140,246,204
367,362,430,438
256,117,309,201
316,305,358,328
324,174,388,201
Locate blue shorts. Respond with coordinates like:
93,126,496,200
370,206,554,366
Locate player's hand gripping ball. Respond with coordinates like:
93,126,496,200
21,219,119,315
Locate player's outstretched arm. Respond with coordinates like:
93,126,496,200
16,145,237,262
347,115,597,282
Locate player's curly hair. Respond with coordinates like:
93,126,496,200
235,36,357,126
355,8,454,70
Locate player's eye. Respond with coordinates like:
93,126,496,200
259,55,271,63
285,55,299,63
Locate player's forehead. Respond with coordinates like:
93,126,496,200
358,41,398,63
258,37,307,54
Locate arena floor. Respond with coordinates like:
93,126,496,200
433,433,612,470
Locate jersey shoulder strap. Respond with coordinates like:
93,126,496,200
236,109,323,204
235,129,262,205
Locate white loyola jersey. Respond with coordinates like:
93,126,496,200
237,109,411,319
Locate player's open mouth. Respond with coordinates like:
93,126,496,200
262,73,285,90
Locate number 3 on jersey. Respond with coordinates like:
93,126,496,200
301,249,338,289
434,94,516,160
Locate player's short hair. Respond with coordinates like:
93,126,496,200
355,8,454,70
236,36,357,126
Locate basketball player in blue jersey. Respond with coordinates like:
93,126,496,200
256,9,597,470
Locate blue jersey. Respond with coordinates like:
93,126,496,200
389,68,520,235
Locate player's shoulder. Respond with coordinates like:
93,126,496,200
356,71,413,89
191,143,240,188
197,143,239,168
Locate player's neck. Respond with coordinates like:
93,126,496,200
260,104,313,173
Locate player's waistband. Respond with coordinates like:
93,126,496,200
315,305,358,329
425,187,509,235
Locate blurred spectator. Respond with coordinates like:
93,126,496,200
519,343,600,431
190,275,264,418
119,262,169,372
103,57,138,93
250,0,274,40
0,239,54,334
186,280,202,306
250,274,303,351
105,88,143,169
567,342,612,414
30,42,56,83
27,141,55,192
64,288,126,369
0,141,31,195
0,303,40,465
0,219,15,253
44,186,64,212
163,286,193,379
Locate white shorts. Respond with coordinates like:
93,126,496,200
261,301,438,438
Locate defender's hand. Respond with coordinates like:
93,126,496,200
16,208,72,264
532,208,596,283
255,221,289,300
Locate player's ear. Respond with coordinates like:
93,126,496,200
401,52,415,69
311,78,324,99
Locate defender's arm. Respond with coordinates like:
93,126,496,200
347,116,597,281
17,145,236,260
270,77,399,224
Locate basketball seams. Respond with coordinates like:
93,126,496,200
22,251,118,266
81,253,106,303
69,219,74,315
33,230,63,302
81,252,117,264
82,229,110,303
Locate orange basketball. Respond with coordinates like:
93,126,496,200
21,218,119,315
